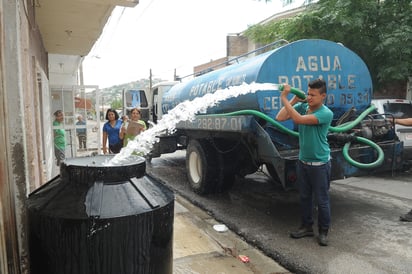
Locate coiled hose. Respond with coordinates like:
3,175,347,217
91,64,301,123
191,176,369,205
212,86,384,169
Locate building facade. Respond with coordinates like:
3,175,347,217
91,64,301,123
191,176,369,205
0,1,138,273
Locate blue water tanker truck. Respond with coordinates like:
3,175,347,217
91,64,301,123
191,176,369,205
147,39,404,194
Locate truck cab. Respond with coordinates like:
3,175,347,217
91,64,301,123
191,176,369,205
123,88,150,124
149,81,179,123
372,98,412,159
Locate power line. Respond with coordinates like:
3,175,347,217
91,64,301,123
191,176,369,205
132,0,157,24
89,7,127,58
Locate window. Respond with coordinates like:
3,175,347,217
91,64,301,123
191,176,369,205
383,103,412,118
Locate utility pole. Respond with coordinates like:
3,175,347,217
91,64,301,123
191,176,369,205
149,69,152,92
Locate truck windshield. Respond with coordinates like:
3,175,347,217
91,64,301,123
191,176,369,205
383,103,412,118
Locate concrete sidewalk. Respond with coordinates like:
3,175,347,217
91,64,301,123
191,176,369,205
173,195,291,274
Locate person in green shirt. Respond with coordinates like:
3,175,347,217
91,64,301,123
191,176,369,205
276,79,333,246
119,108,147,147
53,110,66,166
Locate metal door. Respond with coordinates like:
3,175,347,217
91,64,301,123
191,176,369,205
50,85,101,161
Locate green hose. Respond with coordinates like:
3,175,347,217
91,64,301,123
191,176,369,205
211,86,385,169
329,105,377,132
343,135,384,168
279,84,307,100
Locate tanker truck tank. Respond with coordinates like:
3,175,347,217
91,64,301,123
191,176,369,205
150,39,403,194
161,39,373,128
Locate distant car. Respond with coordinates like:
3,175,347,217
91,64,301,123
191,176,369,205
372,98,412,159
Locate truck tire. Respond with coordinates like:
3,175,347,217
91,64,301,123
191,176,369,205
186,139,218,194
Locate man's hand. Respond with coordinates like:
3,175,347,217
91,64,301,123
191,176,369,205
385,117,397,126
281,84,304,105
281,84,291,97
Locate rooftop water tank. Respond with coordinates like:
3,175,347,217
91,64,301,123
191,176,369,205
27,155,174,274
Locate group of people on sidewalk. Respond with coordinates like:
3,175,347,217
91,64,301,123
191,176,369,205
101,107,146,154
52,111,87,166
52,107,146,165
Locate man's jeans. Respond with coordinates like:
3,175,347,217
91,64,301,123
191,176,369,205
297,160,331,229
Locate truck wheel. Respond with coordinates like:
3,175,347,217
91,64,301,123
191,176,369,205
186,140,218,195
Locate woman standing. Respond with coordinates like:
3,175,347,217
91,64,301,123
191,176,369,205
53,110,66,166
119,108,147,147
102,109,123,154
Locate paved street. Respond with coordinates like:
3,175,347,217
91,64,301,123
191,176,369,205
146,151,412,274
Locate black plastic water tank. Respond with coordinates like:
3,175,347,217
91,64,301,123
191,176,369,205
27,155,174,274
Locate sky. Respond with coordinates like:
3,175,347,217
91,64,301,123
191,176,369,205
82,0,286,89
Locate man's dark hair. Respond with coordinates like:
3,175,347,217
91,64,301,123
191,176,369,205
308,78,327,94
53,110,63,117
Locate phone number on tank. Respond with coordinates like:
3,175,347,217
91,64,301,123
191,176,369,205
176,116,252,131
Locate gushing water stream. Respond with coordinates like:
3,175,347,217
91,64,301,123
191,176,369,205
107,82,279,166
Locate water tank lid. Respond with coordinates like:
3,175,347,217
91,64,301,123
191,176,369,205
61,155,146,184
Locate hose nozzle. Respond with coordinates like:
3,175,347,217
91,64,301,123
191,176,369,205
279,84,306,100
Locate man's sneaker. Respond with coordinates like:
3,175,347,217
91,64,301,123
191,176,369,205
400,209,412,222
318,229,328,246
290,225,314,239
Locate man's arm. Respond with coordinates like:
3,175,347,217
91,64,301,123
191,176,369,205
102,131,108,154
276,94,300,121
395,118,412,126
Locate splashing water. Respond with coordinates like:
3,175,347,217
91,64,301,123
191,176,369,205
106,82,279,166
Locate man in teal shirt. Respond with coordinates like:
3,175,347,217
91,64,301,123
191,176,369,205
276,79,333,246
53,110,66,166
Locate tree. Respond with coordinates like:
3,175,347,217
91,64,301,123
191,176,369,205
374,0,412,86
111,98,122,110
244,0,412,92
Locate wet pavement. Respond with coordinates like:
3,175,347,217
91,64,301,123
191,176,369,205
173,195,291,274
147,151,412,274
